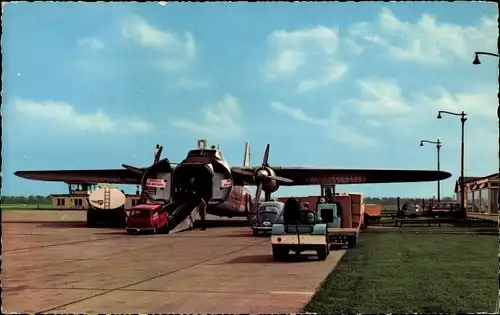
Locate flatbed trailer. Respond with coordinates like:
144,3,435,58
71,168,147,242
327,227,360,248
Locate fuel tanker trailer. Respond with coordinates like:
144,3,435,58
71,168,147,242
87,184,128,227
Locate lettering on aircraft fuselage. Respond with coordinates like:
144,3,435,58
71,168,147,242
146,178,166,188
221,179,232,188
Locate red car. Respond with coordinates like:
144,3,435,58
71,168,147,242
126,203,168,234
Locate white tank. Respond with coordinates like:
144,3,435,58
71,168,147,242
88,186,126,210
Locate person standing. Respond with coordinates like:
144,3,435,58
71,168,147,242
198,197,207,230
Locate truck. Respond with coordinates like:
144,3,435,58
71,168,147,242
316,191,365,249
86,185,128,227
270,198,330,261
126,203,169,234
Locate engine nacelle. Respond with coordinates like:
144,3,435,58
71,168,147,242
256,167,279,193
141,158,173,204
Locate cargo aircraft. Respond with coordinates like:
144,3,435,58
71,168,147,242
14,140,452,219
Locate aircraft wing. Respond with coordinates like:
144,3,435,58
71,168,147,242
14,169,144,184
231,167,452,186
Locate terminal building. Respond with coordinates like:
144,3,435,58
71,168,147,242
51,183,141,210
455,173,499,215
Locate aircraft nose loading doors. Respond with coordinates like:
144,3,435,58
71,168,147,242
141,158,173,204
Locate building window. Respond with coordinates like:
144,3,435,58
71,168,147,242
467,190,474,212
57,199,60,206
480,188,489,213
473,190,481,212
490,188,499,214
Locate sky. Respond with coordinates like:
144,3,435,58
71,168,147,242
2,1,499,198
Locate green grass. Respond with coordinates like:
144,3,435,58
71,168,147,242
1,203,53,210
303,228,498,313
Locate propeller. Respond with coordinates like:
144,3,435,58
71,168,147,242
233,144,293,204
122,144,166,176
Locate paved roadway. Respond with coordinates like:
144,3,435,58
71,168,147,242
2,211,346,314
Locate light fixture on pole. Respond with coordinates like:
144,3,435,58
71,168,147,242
437,110,467,218
472,50,500,223
420,139,442,203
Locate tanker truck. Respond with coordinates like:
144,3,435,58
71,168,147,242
86,184,128,227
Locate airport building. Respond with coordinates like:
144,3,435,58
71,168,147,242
51,183,141,210
455,172,499,215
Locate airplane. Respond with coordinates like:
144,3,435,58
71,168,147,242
14,140,453,219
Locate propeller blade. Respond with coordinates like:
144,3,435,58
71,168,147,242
254,183,263,206
268,175,294,183
153,145,163,165
122,164,145,175
232,169,255,177
262,144,270,166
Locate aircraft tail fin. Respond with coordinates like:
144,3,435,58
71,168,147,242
243,141,251,167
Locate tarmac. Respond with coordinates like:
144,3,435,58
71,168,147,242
2,210,346,314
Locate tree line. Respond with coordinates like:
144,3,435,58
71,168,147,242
1,195,456,205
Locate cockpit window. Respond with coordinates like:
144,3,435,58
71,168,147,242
187,149,216,157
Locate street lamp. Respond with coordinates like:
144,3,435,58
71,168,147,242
472,51,500,65
420,139,442,203
437,110,467,218
472,51,500,219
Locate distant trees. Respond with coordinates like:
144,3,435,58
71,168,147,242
1,195,52,205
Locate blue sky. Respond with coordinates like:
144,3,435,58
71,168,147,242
3,2,498,198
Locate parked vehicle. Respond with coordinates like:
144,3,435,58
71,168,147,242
271,198,330,261
126,203,168,234
251,201,285,236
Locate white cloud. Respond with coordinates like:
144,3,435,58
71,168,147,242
348,78,412,116
77,37,105,50
12,99,154,134
349,78,497,122
263,26,348,93
348,8,497,64
344,38,364,55
297,63,348,93
270,101,377,148
122,15,196,70
416,86,498,117
170,93,244,139
347,77,498,142
349,8,498,65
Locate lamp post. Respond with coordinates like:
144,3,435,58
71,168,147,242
437,110,467,218
420,139,442,203
472,51,500,220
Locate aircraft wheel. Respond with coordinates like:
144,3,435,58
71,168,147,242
272,245,289,261
252,229,260,237
317,246,328,261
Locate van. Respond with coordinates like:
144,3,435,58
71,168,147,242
126,204,168,234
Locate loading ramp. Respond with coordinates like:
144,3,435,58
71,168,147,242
160,202,200,234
